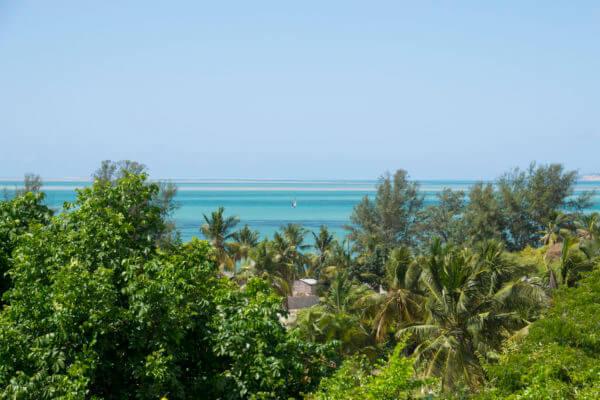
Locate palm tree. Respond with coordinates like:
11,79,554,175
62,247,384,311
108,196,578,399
320,239,353,279
538,210,572,246
359,247,423,342
294,272,376,357
245,239,294,298
228,225,260,262
401,239,546,391
556,235,594,288
275,223,309,279
576,212,600,241
312,226,336,267
200,206,239,271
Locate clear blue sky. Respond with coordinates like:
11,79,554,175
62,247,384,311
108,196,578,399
1,1,599,180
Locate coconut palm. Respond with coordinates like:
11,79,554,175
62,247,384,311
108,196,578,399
400,238,546,391
576,212,600,241
312,225,336,266
228,225,260,262
294,272,376,357
557,235,595,288
200,206,239,270
359,247,423,342
244,239,292,297
538,210,572,246
320,239,353,279
275,223,309,279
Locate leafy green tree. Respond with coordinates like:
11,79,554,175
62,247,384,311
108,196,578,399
307,337,433,400
16,173,43,197
496,163,588,250
92,159,147,184
348,244,389,288
0,192,53,299
419,188,466,244
92,160,180,246
463,182,503,245
210,278,340,399
0,174,338,400
347,170,424,251
2,173,44,200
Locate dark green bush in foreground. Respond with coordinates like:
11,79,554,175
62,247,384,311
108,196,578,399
0,175,338,399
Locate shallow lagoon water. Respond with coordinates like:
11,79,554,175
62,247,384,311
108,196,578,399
2,179,599,243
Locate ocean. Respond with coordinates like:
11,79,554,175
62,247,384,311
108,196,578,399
2,179,599,243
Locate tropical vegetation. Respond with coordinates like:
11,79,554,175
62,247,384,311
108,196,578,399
0,161,598,399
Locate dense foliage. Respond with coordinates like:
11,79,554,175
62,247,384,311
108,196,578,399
1,162,598,399
0,192,53,298
471,268,600,399
0,175,337,399
307,339,432,400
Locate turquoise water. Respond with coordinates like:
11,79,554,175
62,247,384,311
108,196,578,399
2,180,599,242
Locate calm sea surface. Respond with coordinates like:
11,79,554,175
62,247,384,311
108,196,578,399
2,180,599,243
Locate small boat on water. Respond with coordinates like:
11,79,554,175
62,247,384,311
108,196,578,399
291,198,297,208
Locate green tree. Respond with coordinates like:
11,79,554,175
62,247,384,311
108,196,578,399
538,210,572,246
359,247,423,343
463,182,503,245
556,235,594,288
210,278,340,399
16,173,43,197
576,211,600,241
476,268,600,400
294,272,375,357
0,174,338,400
0,192,53,299
401,239,546,391
228,224,260,263
92,160,180,246
347,170,424,251
200,206,240,271
308,225,337,278
496,163,588,250
419,188,466,244
2,173,44,200
307,337,432,400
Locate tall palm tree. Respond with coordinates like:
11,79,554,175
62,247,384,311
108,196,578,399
228,225,260,262
359,247,423,342
538,210,572,246
576,212,600,241
401,239,546,391
276,223,309,279
294,272,376,357
246,239,294,298
200,206,239,271
312,226,336,267
556,235,594,288
320,239,353,279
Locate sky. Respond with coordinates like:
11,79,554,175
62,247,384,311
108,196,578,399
1,1,599,180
